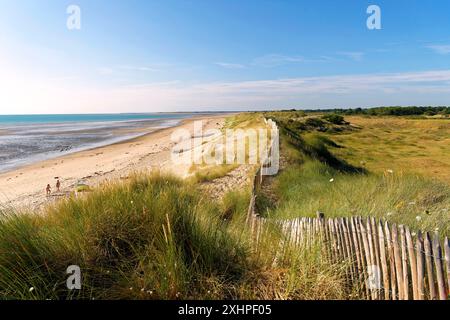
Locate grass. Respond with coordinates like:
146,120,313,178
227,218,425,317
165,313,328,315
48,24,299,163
0,172,348,300
326,116,450,183
189,164,238,183
269,160,449,235
0,173,253,299
259,112,450,237
224,112,266,130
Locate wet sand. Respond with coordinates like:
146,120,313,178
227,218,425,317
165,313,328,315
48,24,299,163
0,114,228,211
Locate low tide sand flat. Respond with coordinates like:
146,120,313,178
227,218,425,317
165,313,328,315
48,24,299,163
0,114,227,211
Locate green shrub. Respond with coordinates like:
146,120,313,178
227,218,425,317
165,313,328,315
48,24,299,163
321,113,345,125
304,117,325,128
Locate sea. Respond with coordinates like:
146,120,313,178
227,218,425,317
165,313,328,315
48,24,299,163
0,113,203,173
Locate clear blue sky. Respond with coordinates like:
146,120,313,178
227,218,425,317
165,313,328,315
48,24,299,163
1,0,450,113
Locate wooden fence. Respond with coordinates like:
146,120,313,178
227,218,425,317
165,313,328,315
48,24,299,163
250,215,450,300
246,118,278,225
246,119,449,300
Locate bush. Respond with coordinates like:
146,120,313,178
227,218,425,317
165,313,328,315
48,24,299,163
304,117,325,128
321,114,345,125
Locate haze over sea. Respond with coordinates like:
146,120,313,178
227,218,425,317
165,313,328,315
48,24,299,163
0,113,199,173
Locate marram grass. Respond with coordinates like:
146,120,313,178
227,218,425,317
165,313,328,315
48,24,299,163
0,172,347,300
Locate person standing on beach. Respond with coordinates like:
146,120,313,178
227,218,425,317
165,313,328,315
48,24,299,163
46,184,51,196
56,179,61,192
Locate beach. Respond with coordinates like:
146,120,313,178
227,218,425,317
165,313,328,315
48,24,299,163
0,114,228,211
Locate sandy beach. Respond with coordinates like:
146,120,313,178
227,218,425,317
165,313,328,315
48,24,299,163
0,114,228,211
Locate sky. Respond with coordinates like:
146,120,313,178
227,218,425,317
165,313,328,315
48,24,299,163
1,0,450,114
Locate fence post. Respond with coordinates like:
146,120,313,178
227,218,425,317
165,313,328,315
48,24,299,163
416,231,425,300
391,224,405,300
370,217,381,299
378,220,390,300
432,233,447,300
341,218,355,281
445,237,450,296
405,226,418,300
360,220,375,300
366,218,378,299
424,232,436,300
356,217,370,299
350,218,362,273
399,225,410,300
330,219,338,258
385,221,398,300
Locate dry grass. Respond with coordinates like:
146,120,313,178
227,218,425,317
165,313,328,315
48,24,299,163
257,112,450,237
326,116,450,183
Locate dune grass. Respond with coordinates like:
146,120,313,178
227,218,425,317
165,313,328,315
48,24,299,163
269,159,449,236
258,112,450,237
0,171,348,300
0,173,254,299
189,164,239,183
326,116,450,183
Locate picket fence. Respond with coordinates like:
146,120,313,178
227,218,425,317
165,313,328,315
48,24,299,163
249,215,450,300
246,119,449,300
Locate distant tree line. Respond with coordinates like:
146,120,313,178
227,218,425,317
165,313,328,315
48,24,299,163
282,106,450,116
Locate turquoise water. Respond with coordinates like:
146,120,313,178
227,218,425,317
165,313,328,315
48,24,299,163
0,113,204,173
0,113,192,125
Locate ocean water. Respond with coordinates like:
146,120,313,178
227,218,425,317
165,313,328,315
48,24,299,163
0,113,198,173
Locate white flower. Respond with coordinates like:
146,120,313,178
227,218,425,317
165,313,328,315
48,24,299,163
416,216,422,221
434,227,439,232
131,201,134,204
29,287,35,292
386,212,393,217
329,178,334,183
387,170,394,174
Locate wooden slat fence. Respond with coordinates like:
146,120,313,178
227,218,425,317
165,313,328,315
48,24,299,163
249,215,450,300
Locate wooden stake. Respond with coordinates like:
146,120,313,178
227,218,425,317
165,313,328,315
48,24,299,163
416,231,425,300
378,220,390,300
444,237,450,297
391,224,404,300
360,220,376,300
405,226,418,299
366,218,378,299
399,225,409,300
432,233,447,300
355,217,370,299
424,232,436,300
385,221,397,300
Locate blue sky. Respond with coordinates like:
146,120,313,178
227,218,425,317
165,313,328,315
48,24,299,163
1,0,450,113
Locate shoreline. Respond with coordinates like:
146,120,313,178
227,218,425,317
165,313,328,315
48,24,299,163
0,118,179,175
0,115,202,175
0,113,232,211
